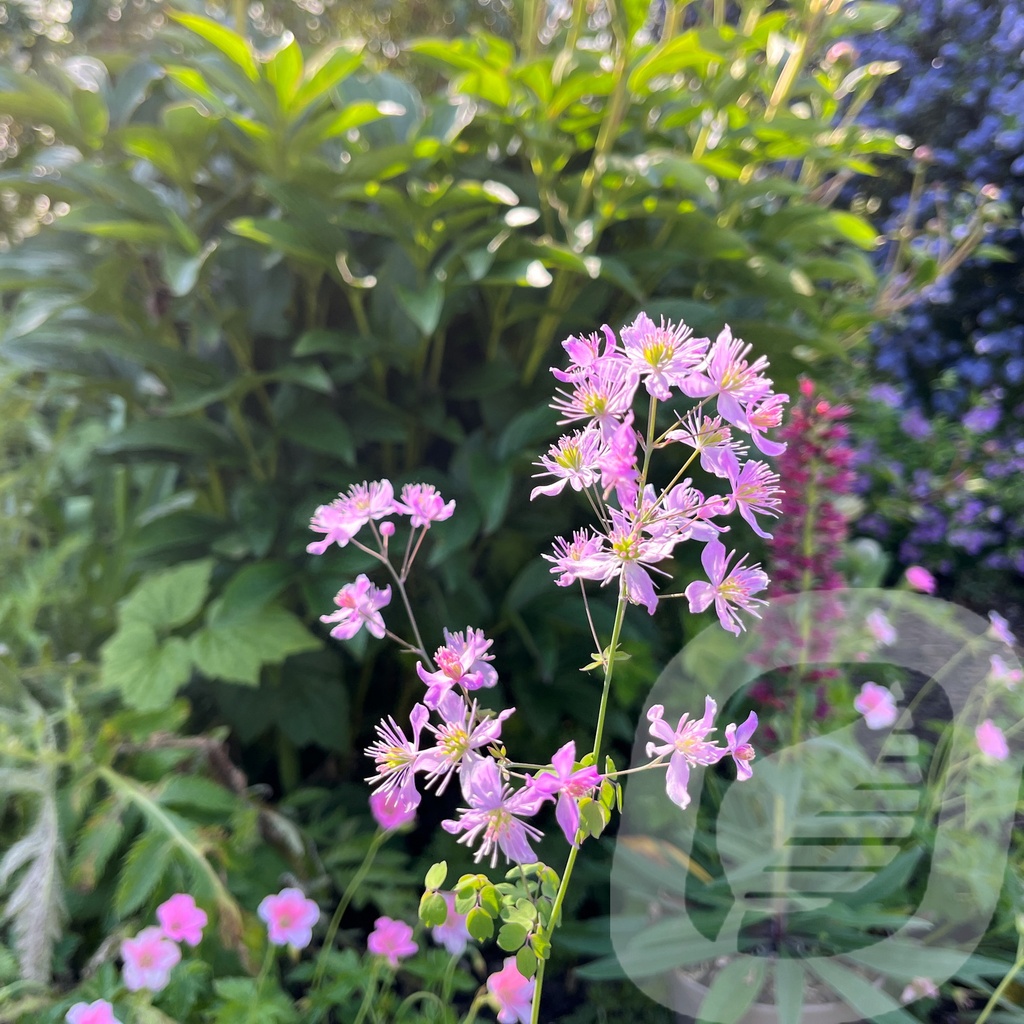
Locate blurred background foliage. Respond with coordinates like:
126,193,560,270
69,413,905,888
0,0,1018,1016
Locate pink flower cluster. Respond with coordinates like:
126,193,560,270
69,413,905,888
534,315,786,629
115,893,206,996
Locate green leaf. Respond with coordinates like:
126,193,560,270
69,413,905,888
100,623,194,711
516,946,538,979
114,829,175,917
98,419,238,460
774,959,805,1024
808,959,917,1023
839,1,901,31
71,88,109,144
266,34,303,108
70,799,125,891
277,405,356,464
696,957,767,1024
467,907,495,942
425,861,448,891
419,891,449,928
189,604,321,686
171,13,260,82
120,559,213,630
828,211,880,250
497,922,529,952
159,776,238,815
395,278,444,335
290,42,363,114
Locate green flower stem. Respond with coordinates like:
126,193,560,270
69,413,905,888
312,829,389,990
976,932,1024,1024
246,941,277,1024
459,991,488,1024
352,959,382,1024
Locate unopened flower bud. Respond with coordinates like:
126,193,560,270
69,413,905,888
913,145,933,163
380,521,395,538
825,41,857,64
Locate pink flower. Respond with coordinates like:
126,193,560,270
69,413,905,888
743,392,789,456
853,682,898,730
527,740,601,847
550,325,618,383
367,916,418,968
121,926,181,992
442,758,546,867
487,957,536,1024
646,697,724,810
550,357,639,438
430,893,472,956
726,459,783,540
904,566,936,594
416,627,498,708
597,412,640,507
723,712,758,781
530,428,604,500
976,719,1009,761
307,480,396,552
543,530,606,588
619,312,709,400
320,574,392,640
988,610,1016,647
900,977,938,1004
66,1001,122,1024
156,893,207,947
370,788,418,830
396,483,455,527
866,609,896,647
665,411,745,480
307,501,358,555
365,703,430,808
684,538,769,636
989,654,1023,689
258,888,320,949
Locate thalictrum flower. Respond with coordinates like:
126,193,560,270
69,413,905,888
743,392,789,456
684,538,769,636
430,893,472,956
365,703,430,808
904,565,936,594
900,977,939,1004
527,740,602,846
723,712,758,781
369,787,418,830
665,411,745,480
543,530,607,588
988,610,1016,646
854,682,898,730
416,627,498,708
550,325,618,382
156,893,207,947
976,719,1009,761
65,1001,122,1024
396,483,455,527
646,697,724,809
320,574,392,640
619,312,709,400
121,927,181,993
726,459,783,539
550,358,639,438
487,957,536,1024
597,412,640,506
530,428,604,500
592,507,675,615
367,916,418,968
307,500,357,555
441,758,546,868
258,888,320,949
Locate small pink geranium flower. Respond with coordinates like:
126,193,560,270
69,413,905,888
853,681,898,730
487,957,536,1024
904,566,936,594
156,893,207,947
430,893,472,956
367,916,418,968
976,719,1009,761
65,1001,123,1024
121,926,181,993
258,888,320,949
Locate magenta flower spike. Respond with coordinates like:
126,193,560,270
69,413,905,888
853,681,898,730
65,1000,123,1024
258,888,320,949
487,957,537,1024
395,482,455,527
527,740,602,846
320,574,392,640
441,758,546,868
619,312,709,400
367,916,418,968
646,697,724,809
416,627,498,708
120,927,181,993
156,893,207,947
684,537,769,636
976,719,1009,761
430,892,472,956
724,712,758,781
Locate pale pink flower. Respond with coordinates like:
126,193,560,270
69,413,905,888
367,916,418,968
866,609,896,647
307,480,396,552
550,325,619,382
121,926,181,992
597,412,640,506
724,712,758,781
66,1001,122,1024
591,507,675,615
307,500,358,555
370,787,418,830
619,312,709,400
743,392,789,456
854,682,898,730
726,459,783,539
430,893,472,956
904,566,936,594
487,957,536,1024
258,888,320,949
976,719,1009,761
550,358,639,438
416,627,498,708
396,483,455,527
365,703,430,807
527,740,601,846
665,411,745,480
989,654,1023,689
684,538,769,636
441,758,546,867
900,977,938,1003
530,428,604,500
156,893,207,947
646,697,724,809
988,610,1017,647
320,574,392,640
543,530,606,588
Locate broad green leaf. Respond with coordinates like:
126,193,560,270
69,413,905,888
467,907,494,942
266,34,303,109
808,959,916,1023
71,88,109,145
425,862,448,890
290,42,363,114
98,419,238,460
189,604,320,686
420,891,449,927
774,959,805,1024
696,957,767,1024
101,623,194,711
277,405,355,464
120,559,214,630
171,13,260,82
395,278,444,335
829,210,880,250
159,776,238,815
516,946,538,979
227,216,331,266
496,922,528,952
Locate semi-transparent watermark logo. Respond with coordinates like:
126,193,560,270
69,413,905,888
609,590,1021,1022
